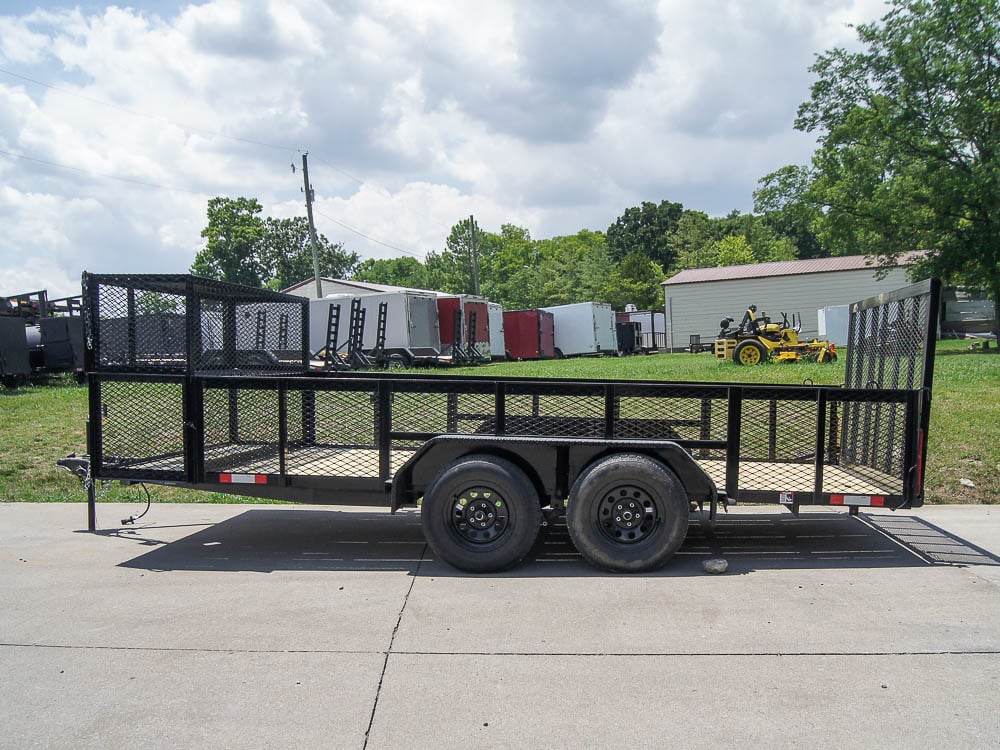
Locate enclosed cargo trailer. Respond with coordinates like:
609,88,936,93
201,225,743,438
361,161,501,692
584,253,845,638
437,295,490,359
487,302,506,360
503,309,556,360
310,292,441,362
540,301,617,356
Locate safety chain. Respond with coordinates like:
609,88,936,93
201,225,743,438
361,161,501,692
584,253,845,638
82,463,115,502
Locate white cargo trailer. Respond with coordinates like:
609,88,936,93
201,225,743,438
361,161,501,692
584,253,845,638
309,295,355,355
310,292,440,359
487,302,506,360
540,302,618,356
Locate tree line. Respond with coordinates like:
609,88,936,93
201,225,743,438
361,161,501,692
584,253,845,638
191,198,817,312
191,0,998,327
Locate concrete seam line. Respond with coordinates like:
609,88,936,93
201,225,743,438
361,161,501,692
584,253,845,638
363,542,428,750
0,643,376,655
2,643,997,658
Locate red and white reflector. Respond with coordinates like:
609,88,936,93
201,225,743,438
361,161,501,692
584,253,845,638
830,494,884,507
219,473,268,485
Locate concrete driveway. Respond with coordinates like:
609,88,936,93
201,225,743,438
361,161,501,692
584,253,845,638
2,501,998,749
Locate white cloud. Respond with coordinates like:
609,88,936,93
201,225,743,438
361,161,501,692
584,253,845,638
0,0,889,298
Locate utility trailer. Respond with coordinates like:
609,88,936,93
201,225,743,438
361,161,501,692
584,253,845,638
67,273,940,574
617,310,666,351
1,289,84,386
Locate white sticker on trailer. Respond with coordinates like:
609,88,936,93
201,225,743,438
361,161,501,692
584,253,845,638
779,491,795,505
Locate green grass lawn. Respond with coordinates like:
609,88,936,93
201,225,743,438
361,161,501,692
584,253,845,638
1,341,996,505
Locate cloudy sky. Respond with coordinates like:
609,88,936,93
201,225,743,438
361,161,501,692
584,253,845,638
0,0,886,298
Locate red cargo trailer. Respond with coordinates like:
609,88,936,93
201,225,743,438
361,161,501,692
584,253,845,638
503,309,556,360
437,296,490,358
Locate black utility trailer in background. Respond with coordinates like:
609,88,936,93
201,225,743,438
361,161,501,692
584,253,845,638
68,273,940,573
1,289,84,387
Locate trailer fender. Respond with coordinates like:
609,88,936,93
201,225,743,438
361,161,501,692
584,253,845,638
390,435,717,512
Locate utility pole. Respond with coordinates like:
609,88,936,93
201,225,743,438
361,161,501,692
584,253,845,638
469,214,480,296
301,152,323,297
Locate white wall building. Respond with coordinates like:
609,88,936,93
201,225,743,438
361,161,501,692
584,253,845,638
661,254,923,351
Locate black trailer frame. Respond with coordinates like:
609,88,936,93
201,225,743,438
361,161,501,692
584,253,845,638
72,273,941,572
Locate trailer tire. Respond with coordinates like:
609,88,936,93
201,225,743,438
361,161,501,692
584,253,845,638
734,339,767,366
421,455,542,573
567,453,688,573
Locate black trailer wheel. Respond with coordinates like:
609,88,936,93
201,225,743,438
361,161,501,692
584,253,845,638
566,453,689,573
421,455,542,573
734,339,767,366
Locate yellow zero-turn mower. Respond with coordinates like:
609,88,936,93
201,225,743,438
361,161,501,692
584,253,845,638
714,305,837,365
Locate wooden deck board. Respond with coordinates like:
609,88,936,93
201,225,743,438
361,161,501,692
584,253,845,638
696,460,899,495
120,449,899,496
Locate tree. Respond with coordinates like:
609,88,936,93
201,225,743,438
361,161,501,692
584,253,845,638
753,165,826,259
191,198,359,290
425,217,501,295
714,235,755,267
352,256,429,289
191,197,267,286
262,216,358,290
768,0,1000,332
530,230,610,307
600,252,665,310
606,200,684,270
669,210,719,271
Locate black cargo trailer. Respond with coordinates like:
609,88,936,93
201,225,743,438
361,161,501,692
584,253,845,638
66,273,940,573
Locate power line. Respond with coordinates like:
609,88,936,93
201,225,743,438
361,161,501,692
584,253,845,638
313,208,424,258
0,68,395,193
2,146,429,259
307,153,368,188
0,146,206,195
1,68,432,258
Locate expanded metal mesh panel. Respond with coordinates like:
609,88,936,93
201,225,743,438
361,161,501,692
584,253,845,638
454,392,497,433
84,273,307,374
613,388,727,442
203,386,280,474
286,387,378,477
99,380,185,474
195,299,306,372
737,398,819,491
840,396,906,495
841,280,936,492
93,282,187,371
846,292,930,391
504,392,605,437
392,391,451,434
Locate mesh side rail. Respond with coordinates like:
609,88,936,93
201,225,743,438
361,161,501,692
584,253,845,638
82,272,308,375
730,389,913,503
93,367,923,505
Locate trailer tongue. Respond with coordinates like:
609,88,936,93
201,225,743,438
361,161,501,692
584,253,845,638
63,273,940,573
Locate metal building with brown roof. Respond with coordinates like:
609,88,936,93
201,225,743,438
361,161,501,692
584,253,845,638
661,253,922,350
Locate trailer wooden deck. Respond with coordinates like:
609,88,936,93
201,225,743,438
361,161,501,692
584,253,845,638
696,460,900,496
118,447,899,497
